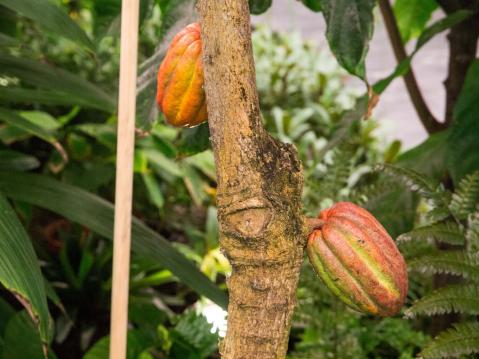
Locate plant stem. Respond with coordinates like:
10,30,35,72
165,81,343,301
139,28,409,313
378,0,445,134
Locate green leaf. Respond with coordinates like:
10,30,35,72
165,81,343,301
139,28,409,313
376,163,442,202
321,0,375,79
362,180,417,238
142,172,165,210
0,54,116,112
373,10,473,94
170,311,219,359
248,0,272,14
0,296,15,334
398,221,464,246
84,331,145,359
0,0,92,49
0,107,66,159
2,311,56,359
300,0,321,12
175,123,211,157
182,163,207,206
0,171,228,309
0,107,56,143
0,194,51,344
0,87,106,109
393,0,437,42
397,130,449,181
0,32,15,47
0,150,40,171
405,284,479,318
408,250,479,280
420,322,479,359
446,59,479,184
449,171,479,220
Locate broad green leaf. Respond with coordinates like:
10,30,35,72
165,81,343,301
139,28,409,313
446,60,479,184
0,32,15,47
393,0,437,42
0,171,228,309
0,297,15,334
321,0,375,79
0,54,116,112
2,311,56,359
175,123,211,157
0,194,51,344
83,331,145,359
0,87,104,108
300,0,321,12
249,0,272,15
0,5,16,36
397,130,449,181
0,150,40,171
0,107,66,159
0,107,56,143
0,0,92,48
374,10,472,94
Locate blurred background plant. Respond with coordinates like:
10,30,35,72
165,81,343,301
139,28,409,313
0,0,478,358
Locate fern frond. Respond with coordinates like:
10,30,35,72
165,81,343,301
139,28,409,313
375,164,445,202
420,322,479,359
408,250,479,280
466,211,479,252
449,170,479,220
398,221,464,246
405,284,479,318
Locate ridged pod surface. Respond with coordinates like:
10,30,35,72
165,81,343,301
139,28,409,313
156,23,207,127
307,202,408,316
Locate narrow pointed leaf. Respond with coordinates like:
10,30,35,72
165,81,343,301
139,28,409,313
0,171,228,309
0,194,51,344
0,54,116,112
0,0,92,48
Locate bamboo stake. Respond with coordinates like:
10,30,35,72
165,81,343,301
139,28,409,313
109,0,140,358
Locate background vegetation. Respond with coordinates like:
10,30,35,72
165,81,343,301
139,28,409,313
0,0,478,358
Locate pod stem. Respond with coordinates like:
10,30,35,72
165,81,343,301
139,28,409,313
304,217,325,236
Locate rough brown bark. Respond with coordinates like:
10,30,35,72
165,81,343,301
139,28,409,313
197,1,306,358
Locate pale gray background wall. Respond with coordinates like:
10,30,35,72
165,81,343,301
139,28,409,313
252,1,450,150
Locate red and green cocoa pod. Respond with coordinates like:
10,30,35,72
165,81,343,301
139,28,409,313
307,202,408,316
156,23,207,127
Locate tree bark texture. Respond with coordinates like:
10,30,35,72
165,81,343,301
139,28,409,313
197,1,306,358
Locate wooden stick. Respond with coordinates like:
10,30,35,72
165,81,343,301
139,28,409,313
109,0,140,358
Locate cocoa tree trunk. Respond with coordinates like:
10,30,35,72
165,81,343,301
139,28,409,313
197,1,307,358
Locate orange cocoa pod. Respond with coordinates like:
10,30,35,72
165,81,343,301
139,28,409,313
307,202,408,316
156,23,207,127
